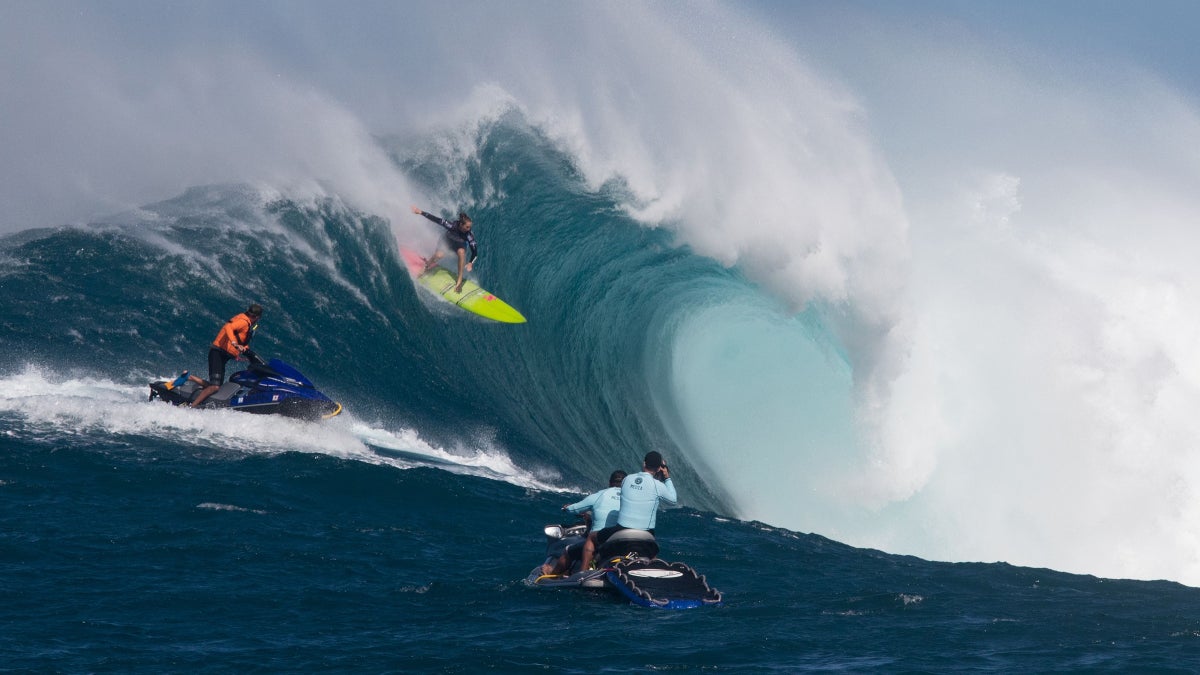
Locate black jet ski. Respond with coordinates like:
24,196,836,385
148,350,342,421
525,522,722,609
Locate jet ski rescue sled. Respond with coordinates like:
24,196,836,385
148,350,342,421
525,523,722,609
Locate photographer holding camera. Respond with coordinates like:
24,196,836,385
580,451,678,570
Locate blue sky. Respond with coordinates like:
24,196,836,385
753,0,1200,93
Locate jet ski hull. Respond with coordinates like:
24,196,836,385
525,524,722,609
148,353,342,421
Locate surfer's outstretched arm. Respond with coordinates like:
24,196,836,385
411,205,455,232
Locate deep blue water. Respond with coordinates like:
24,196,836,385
4,119,1200,671
5,433,1200,672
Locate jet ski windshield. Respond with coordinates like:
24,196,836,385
239,354,316,389
263,359,317,388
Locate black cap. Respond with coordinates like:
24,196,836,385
644,451,664,469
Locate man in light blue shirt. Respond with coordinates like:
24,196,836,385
540,470,626,576
580,451,676,570
567,470,625,533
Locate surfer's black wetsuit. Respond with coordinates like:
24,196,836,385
418,211,478,263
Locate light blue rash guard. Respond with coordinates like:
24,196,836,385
567,486,622,532
616,472,677,530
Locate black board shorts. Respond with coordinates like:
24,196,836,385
208,347,235,385
595,525,654,546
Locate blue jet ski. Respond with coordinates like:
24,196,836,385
148,350,342,421
525,522,722,610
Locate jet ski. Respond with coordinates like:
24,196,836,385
148,350,342,421
525,522,722,609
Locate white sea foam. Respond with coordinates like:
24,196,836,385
643,7,1200,587
0,366,561,493
197,503,268,515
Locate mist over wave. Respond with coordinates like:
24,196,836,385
4,2,1200,586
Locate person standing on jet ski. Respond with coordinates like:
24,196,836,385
410,205,477,293
580,451,677,571
540,470,627,577
189,303,263,408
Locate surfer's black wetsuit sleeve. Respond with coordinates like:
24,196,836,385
465,232,478,264
418,211,454,230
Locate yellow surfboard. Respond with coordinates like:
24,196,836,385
401,249,526,324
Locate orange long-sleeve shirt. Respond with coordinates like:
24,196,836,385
212,313,256,357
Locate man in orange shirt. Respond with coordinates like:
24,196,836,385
190,303,263,408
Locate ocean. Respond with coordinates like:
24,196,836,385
4,116,1200,672
5,437,1200,673
7,0,1200,668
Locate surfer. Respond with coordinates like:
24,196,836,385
579,452,676,571
190,303,263,408
411,205,477,293
541,470,627,576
